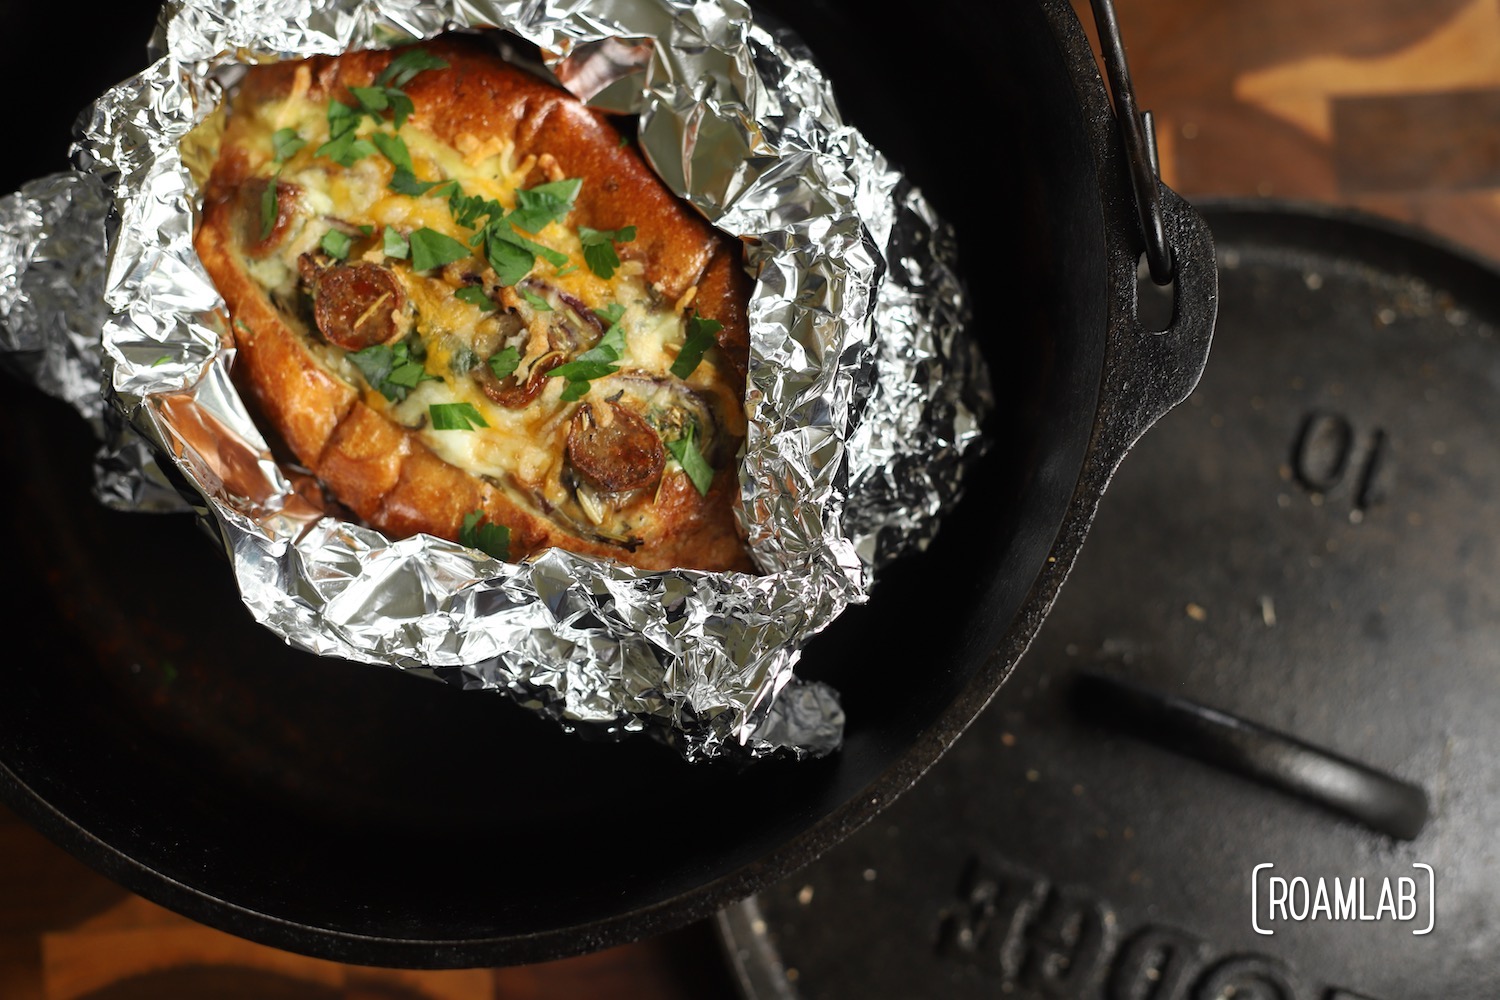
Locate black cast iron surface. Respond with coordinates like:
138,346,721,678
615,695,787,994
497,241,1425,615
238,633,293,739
724,201,1500,1000
0,0,1213,967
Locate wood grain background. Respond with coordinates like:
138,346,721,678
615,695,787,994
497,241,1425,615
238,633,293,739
7,0,1500,996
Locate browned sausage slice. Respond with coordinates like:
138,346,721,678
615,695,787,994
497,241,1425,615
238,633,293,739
477,350,563,409
567,402,665,493
311,262,410,351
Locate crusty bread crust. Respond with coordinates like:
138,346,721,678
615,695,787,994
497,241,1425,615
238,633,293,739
195,37,753,572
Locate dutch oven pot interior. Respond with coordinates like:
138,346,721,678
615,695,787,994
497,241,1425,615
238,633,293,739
0,0,1212,967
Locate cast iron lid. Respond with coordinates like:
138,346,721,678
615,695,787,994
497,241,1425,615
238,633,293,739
722,201,1500,1000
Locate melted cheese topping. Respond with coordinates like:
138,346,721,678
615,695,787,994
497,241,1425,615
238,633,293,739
224,79,743,545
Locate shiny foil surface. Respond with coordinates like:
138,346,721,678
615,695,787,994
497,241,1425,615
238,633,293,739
0,0,988,759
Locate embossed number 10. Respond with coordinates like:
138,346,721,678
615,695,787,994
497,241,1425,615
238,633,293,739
1291,411,1389,511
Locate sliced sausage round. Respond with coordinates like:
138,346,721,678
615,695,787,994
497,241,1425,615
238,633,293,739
566,402,665,493
311,262,409,351
476,350,563,409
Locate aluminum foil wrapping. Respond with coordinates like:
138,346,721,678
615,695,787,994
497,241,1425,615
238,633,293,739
0,0,988,760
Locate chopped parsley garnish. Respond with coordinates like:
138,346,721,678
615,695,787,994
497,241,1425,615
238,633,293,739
552,359,620,401
487,346,521,381
375,48,450,89
547,305,628,399
259,122,306,239
509,178,583,234
358,224,375,237
449,189,503,230
408,228,472,271
670,312,723,379
429,401,489,430
259,180,278,240
271,127,306,163
316,51,446,166
427,178,582,287
382,226,409,259
520,287,552,312
389,169,446,195
579,225,636,279
576,324,625,365
320,229,353,260
349,339,438,401
350,85,392,116
485,237,536,287
491,225,569,269
371,131,413,173
459,510,510,561
666,426,714,496
316,98,379,166
455,286,496,311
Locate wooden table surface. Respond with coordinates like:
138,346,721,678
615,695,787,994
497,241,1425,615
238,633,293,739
6,1,1500,997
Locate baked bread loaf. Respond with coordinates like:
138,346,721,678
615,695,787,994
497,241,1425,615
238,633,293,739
194,36,754,572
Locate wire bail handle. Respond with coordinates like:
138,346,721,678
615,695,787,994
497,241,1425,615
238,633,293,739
1088,0,1175,285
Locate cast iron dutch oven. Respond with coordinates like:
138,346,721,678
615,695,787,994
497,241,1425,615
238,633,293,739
0,0,1214,967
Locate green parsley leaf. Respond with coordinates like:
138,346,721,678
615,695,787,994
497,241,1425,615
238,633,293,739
509,177,582,233
666,427,714,496
388,168,445,196
548,358,619,383
485,236,534,286
559,378,592,402
348,341,437,401
349,343,395,392
455,286,496,311
371,131,413,173
316,99,377,166
496,223,570,268
259,177,278,240
271,127,306,162
429,401,489,430
593,303,625,326
555,264,579,277
318,131,377,167
459,510,510,560
357,224,375,237
388,91,416,130
574,324,624,365
326,98,359,134
320,229,353,260
670,313,723,379
579,225,636,280
450,190,504,230
487,346,521,381
382,226,409,259
408,228,472,271
519,287,552,312
384,359,433,391
375,48,450,89
350,85,389,114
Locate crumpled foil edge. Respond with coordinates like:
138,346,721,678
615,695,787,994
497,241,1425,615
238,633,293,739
0,0,988,761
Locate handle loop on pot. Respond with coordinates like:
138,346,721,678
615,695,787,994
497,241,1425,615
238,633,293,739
1088,0,1175,286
